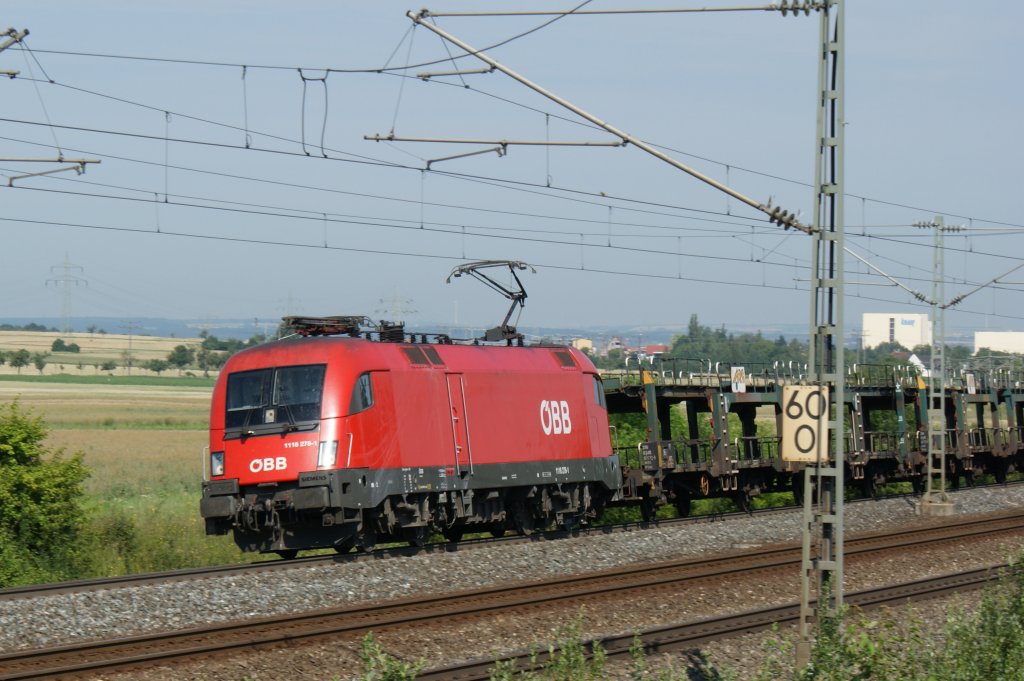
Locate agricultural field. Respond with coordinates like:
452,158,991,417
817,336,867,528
0,329,205,378
0,379,249,576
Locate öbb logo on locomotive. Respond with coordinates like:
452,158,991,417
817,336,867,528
539,399,572,435
249,457,288,473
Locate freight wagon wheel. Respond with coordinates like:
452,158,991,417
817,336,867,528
489,524,506,538
560,512,582,533
859,475,877,499
946,457,961,491
640,496,656,523
994,460,1009,484
733,492,752,514
443,527,465,543
275,549,299,560
673,488,691,518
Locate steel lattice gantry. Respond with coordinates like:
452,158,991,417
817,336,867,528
797,0,846,666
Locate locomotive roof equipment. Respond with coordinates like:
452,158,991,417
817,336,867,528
446,259,536,344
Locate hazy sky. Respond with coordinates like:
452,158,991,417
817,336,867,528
2,1,1021,338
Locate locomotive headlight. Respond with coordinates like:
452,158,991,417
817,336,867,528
210,451,225,477
317,440,338,468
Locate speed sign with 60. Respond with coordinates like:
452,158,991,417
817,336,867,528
781,385,830,463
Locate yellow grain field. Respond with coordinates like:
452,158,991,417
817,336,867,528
0,330,205,377
0,381,211,429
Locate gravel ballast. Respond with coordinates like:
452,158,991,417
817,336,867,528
3,484,1024,679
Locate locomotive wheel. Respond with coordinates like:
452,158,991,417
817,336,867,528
511,504,535,536
275,549,299,560
334,537,356,554
404,525,429,548
357,529,377,552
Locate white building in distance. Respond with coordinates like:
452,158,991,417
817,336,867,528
975,331,1024,354
862,313,932,349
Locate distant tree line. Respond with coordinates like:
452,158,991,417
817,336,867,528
5,318,1018,378
0,323,58,332
587,314,996,373
143,332,269,377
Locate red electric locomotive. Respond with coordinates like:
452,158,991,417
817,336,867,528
200,314,620,556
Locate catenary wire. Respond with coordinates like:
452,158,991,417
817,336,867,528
7,175,1012,295
8,69,1022,232
2,214,1021,323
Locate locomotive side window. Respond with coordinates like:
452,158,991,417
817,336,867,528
225,364,326,435
349,372,374,414
592,375,607,409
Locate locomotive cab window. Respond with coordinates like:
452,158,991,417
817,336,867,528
349,372,374,415
225,364,326,437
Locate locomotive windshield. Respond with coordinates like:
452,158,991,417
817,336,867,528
224,364,326,436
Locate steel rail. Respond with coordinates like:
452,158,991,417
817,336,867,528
1,511,1022,680
416,566,1002,680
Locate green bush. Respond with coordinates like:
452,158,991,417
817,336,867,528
0,400,90,586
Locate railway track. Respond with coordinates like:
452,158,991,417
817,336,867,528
417,567,1003,681
2,510,1022,681
3,480,1013,602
